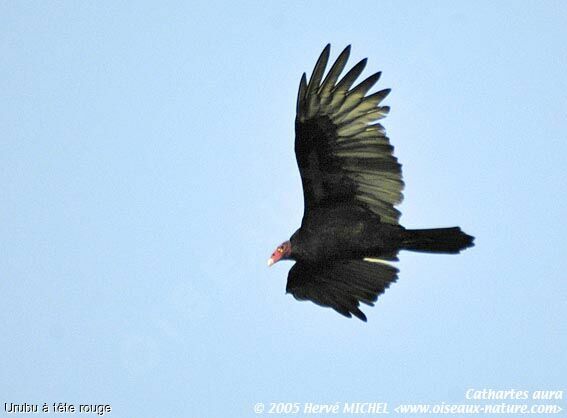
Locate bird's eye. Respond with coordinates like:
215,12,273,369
277,247,283,253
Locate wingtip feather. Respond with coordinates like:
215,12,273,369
319,45,352,97
332,58,368,95
307,45,331,93
296,73,308,114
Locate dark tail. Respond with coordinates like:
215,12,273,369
402,227,474,254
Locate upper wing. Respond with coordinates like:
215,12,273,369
295,44,404,225
286,260,399,321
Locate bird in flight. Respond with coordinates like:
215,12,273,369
268,45,474,321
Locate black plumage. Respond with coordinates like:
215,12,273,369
268,45,474,321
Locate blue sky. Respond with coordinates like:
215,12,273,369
1,1,566,417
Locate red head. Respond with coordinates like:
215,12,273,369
268,240,292,267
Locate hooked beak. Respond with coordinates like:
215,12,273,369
267,257,275,267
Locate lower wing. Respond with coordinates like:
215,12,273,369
286,259,398,321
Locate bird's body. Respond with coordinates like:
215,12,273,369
268,45,474,321
290,204,403,263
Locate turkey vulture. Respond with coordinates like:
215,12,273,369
268,45,474,321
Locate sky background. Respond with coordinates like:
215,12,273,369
1,1,566,417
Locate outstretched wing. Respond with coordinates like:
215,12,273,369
295,44,404,225
286,260,399,321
